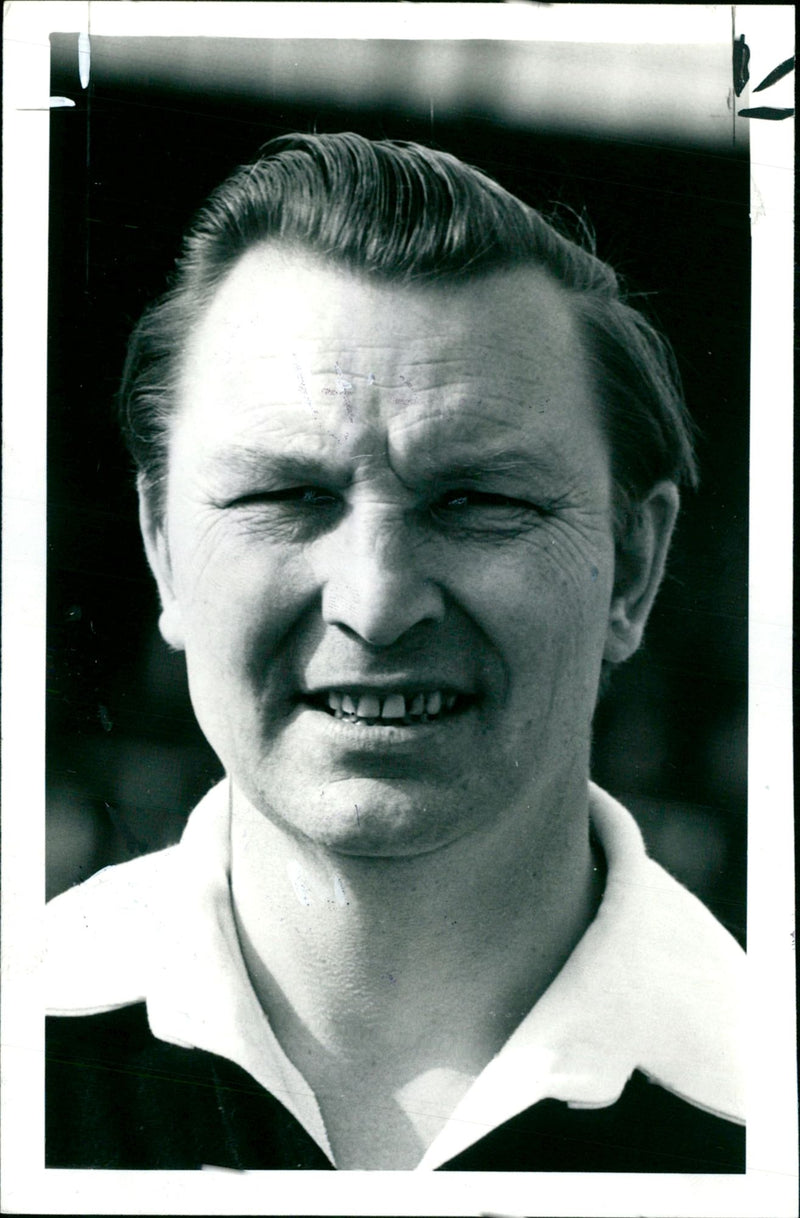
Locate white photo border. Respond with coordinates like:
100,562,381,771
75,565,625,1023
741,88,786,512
2,4,795,1215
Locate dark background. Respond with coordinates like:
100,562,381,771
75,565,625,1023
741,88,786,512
46,36,749,945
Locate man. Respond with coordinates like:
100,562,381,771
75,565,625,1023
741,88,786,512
45,133,744,1171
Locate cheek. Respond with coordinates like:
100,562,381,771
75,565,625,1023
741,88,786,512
175,538,312,671
451,535,614,655
452,552,614,737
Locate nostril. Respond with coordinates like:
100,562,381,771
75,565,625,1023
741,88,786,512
320,566,446,648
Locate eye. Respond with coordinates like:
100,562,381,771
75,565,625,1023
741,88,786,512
435,489,539,513
232,486,340,508
429,488,549,538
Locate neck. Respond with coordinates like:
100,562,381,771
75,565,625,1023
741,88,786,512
230,778,601,1084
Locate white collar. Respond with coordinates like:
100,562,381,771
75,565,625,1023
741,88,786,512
46,780,744,1170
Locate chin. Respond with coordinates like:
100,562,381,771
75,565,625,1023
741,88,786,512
274,779,470,860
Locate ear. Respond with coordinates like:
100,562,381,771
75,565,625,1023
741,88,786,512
604,480,680,665
138,480,185,651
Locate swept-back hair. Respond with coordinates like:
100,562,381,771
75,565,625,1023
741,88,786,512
119,131,698,531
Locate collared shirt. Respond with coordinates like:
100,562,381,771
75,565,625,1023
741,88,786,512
46,780,745,1170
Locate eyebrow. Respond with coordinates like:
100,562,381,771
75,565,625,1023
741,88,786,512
202,447,345,486
203,442,567,490
426,453,561,480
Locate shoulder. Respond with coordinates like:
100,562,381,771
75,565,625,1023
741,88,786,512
443,1071,746,1172
45,1004,334,1170
46,779,230,1015
588,784,746,1123
629,852,745,1121
46,846,179,1014
46,1004,220,1167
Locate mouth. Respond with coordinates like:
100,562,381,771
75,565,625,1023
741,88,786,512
300,688,473,726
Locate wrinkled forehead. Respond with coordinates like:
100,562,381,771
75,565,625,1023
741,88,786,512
182,244,586,372
172,246,606,471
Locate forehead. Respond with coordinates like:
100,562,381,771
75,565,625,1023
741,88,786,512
174,247,606,475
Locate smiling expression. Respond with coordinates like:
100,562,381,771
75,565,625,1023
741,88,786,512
147,247,620,857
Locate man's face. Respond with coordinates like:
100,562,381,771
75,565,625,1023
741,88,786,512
151,248,619,857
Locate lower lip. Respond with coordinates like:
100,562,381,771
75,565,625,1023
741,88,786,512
292,703,475,749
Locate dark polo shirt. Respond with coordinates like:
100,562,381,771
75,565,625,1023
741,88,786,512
45,782,745,1171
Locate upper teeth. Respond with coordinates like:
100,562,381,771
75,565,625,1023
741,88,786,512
326,691,457,720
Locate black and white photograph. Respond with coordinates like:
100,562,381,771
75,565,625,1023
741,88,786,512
1,3,796,1215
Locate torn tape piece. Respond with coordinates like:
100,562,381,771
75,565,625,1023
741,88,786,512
78,33,91,89
732,34,750,98
753,55,795,94
738,106,795,120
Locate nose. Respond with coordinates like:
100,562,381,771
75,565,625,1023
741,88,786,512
318,504,445,647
